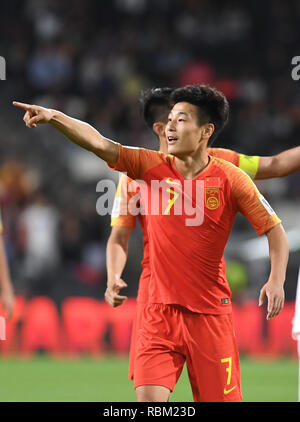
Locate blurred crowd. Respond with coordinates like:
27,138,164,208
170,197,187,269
1,0,300,304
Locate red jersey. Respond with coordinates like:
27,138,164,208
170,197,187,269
110,148,264,310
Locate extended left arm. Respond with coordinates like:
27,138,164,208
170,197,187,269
13,102,119,165
259,224,289,320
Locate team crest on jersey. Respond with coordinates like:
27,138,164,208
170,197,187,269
205,188,220,210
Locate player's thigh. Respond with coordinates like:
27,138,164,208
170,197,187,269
128,302,146,380
134,343,185,392
136,385,171,402
185,313,242,402
134,304,186,392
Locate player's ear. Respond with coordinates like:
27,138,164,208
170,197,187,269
152,122,165,137
202,123,215,140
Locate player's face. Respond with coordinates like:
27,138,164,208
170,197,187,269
165,102,206,157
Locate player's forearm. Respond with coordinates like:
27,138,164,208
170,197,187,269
256,146,300,179
106,229,131,285
106,243,127,285
49,110,119,165
14,101,119,165
274,146,300,177
266,224,289,284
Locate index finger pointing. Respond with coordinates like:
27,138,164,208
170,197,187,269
12,101,31,111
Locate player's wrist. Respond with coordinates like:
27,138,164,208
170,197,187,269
267,275,285,286
107,275,121,286
48,109,61,124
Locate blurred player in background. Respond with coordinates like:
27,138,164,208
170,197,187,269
0,209,14,320
105,86,300,386
13,84,289,402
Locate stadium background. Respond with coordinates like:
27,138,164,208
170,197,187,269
0,0,299,402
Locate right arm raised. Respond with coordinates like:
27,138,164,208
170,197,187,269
13,102,119,165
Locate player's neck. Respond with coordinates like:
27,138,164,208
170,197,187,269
174,146,209,179
158,136,168,154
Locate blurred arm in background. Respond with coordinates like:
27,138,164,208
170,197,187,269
0,231,14,320
256,146,300,179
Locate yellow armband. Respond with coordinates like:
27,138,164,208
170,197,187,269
238,154,260,179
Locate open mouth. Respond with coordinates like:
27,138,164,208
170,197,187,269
168,136,178,145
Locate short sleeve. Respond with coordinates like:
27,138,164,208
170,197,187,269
111,174,137,229
230,167,281,236
108,144,168,180
208,148,260,179
208,148,240,167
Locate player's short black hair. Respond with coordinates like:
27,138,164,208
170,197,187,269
140,87,173,130
170,84,229,142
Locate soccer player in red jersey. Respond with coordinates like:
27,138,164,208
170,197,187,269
106,87,300,386
13,86,289,402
